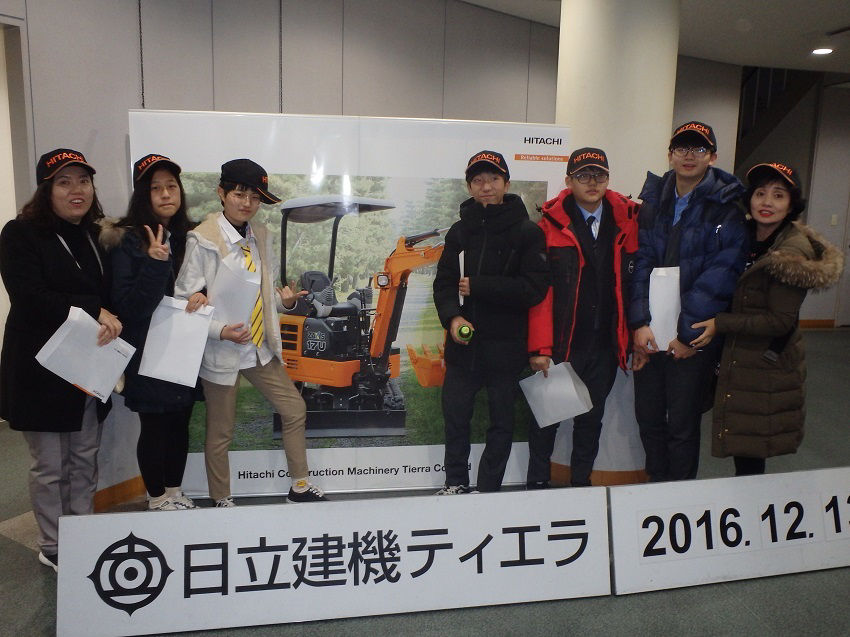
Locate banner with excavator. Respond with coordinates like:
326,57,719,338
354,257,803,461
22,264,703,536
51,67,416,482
128,110,643,494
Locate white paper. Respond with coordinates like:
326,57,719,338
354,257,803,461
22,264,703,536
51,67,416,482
519,362,593,428
35,307,135,402
208,259,261,327
648,266,680,351
458,250,465,307
138,297,214,387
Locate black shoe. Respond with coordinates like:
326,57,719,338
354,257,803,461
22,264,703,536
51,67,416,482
287,484,328,503
38,551,58,573
526,481,550,490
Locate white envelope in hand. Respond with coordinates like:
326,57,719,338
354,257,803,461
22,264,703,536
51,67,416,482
139,296,213,387
648,266,680,351
519,362,593,428
35,306,135,402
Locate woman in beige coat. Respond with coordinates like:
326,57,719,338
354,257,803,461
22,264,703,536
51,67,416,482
691,162,843,475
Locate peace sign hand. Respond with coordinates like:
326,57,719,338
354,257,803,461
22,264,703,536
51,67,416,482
144,224,169,261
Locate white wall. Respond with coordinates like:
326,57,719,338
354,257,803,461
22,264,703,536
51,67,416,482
672,56,742,174
806,86,850,324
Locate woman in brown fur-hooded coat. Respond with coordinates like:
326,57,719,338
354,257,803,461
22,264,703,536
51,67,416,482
691,163,844,475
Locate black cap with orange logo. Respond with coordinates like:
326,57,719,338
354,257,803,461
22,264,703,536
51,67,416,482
670,121,717,152
133,154,181,182
746,162,801,190
567,147,609,175
36,148,96,183
465,150,510,181
220,158,281,204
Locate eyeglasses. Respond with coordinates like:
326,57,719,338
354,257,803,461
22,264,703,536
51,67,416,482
670,147,710,158
229,190,262,204
469,174,504,187
571,172,609,185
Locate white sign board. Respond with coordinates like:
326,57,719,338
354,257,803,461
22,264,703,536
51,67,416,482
609,467,850,594
58,488,610,636
183,443,531,496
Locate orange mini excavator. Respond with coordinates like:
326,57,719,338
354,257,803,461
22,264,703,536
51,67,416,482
276,195,446,437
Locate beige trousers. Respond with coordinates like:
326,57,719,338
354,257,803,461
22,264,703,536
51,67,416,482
201,358,308,501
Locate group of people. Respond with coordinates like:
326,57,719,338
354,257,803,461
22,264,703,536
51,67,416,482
0,120,843,574
0,150,326,573
433,120,842,495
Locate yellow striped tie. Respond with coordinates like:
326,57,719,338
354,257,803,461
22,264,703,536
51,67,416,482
241,245,264,348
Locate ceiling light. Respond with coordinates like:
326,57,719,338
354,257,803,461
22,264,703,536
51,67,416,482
812,48,833,55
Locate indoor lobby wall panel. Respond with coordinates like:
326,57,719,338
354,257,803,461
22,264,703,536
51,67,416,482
26,0,141,215
443,0,530,123
140,0,214,112
281,0,343,115
527,22,557,124
212,0,280,113
342,0,444,118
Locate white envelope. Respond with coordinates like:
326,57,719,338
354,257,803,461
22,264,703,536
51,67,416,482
208,258,261,328
138,296,214,387
35,306,135,402
648,266,680,351
519,362,593,428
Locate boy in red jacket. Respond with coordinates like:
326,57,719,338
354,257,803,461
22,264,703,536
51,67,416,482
526,147,639,487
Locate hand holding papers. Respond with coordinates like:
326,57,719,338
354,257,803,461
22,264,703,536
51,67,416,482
35,307,135,402
648,266,680,352
139,296,213,386
519,362,593,428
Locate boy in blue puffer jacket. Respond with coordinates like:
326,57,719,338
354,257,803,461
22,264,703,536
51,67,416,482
629,121,748,482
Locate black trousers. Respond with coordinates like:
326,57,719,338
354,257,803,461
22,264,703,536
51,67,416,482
634,350,713,482
734,456,766,476
441,363,520,492
527,341,618,486
136,407,193,497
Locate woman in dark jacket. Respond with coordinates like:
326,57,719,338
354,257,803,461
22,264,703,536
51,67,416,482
691,163,843,475
103,154,206,510
0,148,121,572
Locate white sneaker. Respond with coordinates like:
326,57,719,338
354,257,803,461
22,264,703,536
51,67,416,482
215,496,235,507
149,495,177,511
168,491,196,509
435,485,470,495
38,551,58,573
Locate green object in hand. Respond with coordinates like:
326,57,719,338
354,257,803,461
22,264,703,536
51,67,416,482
458,325,473,341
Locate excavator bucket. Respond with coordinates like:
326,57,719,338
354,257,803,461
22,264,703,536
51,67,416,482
407,342,446,387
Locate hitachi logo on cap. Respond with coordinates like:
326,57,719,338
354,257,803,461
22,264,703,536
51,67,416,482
137,154,169,171
46,151,85,167
674,122,711,138
470,152,503,167
573,151,607,164
766,162,793,178
261,175,268,184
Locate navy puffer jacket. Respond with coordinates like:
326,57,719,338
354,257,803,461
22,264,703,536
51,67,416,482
628,166,748,347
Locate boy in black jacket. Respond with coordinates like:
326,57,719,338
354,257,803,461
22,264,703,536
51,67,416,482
433,150,548,493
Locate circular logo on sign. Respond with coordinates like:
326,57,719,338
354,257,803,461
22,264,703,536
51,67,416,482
87,533,173,615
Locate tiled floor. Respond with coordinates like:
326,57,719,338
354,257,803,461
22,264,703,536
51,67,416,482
2,330,848,636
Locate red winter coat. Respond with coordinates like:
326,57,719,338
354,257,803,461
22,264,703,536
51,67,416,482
528,188,639,369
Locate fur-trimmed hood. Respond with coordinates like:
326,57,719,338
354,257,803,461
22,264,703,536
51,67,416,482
96,217,128,251
755,221,844,290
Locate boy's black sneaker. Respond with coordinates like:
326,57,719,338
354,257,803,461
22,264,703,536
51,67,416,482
287,484,328,503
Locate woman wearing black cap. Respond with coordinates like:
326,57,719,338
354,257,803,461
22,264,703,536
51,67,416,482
690,162,843,475
101,154,206,511
0,148,121,572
